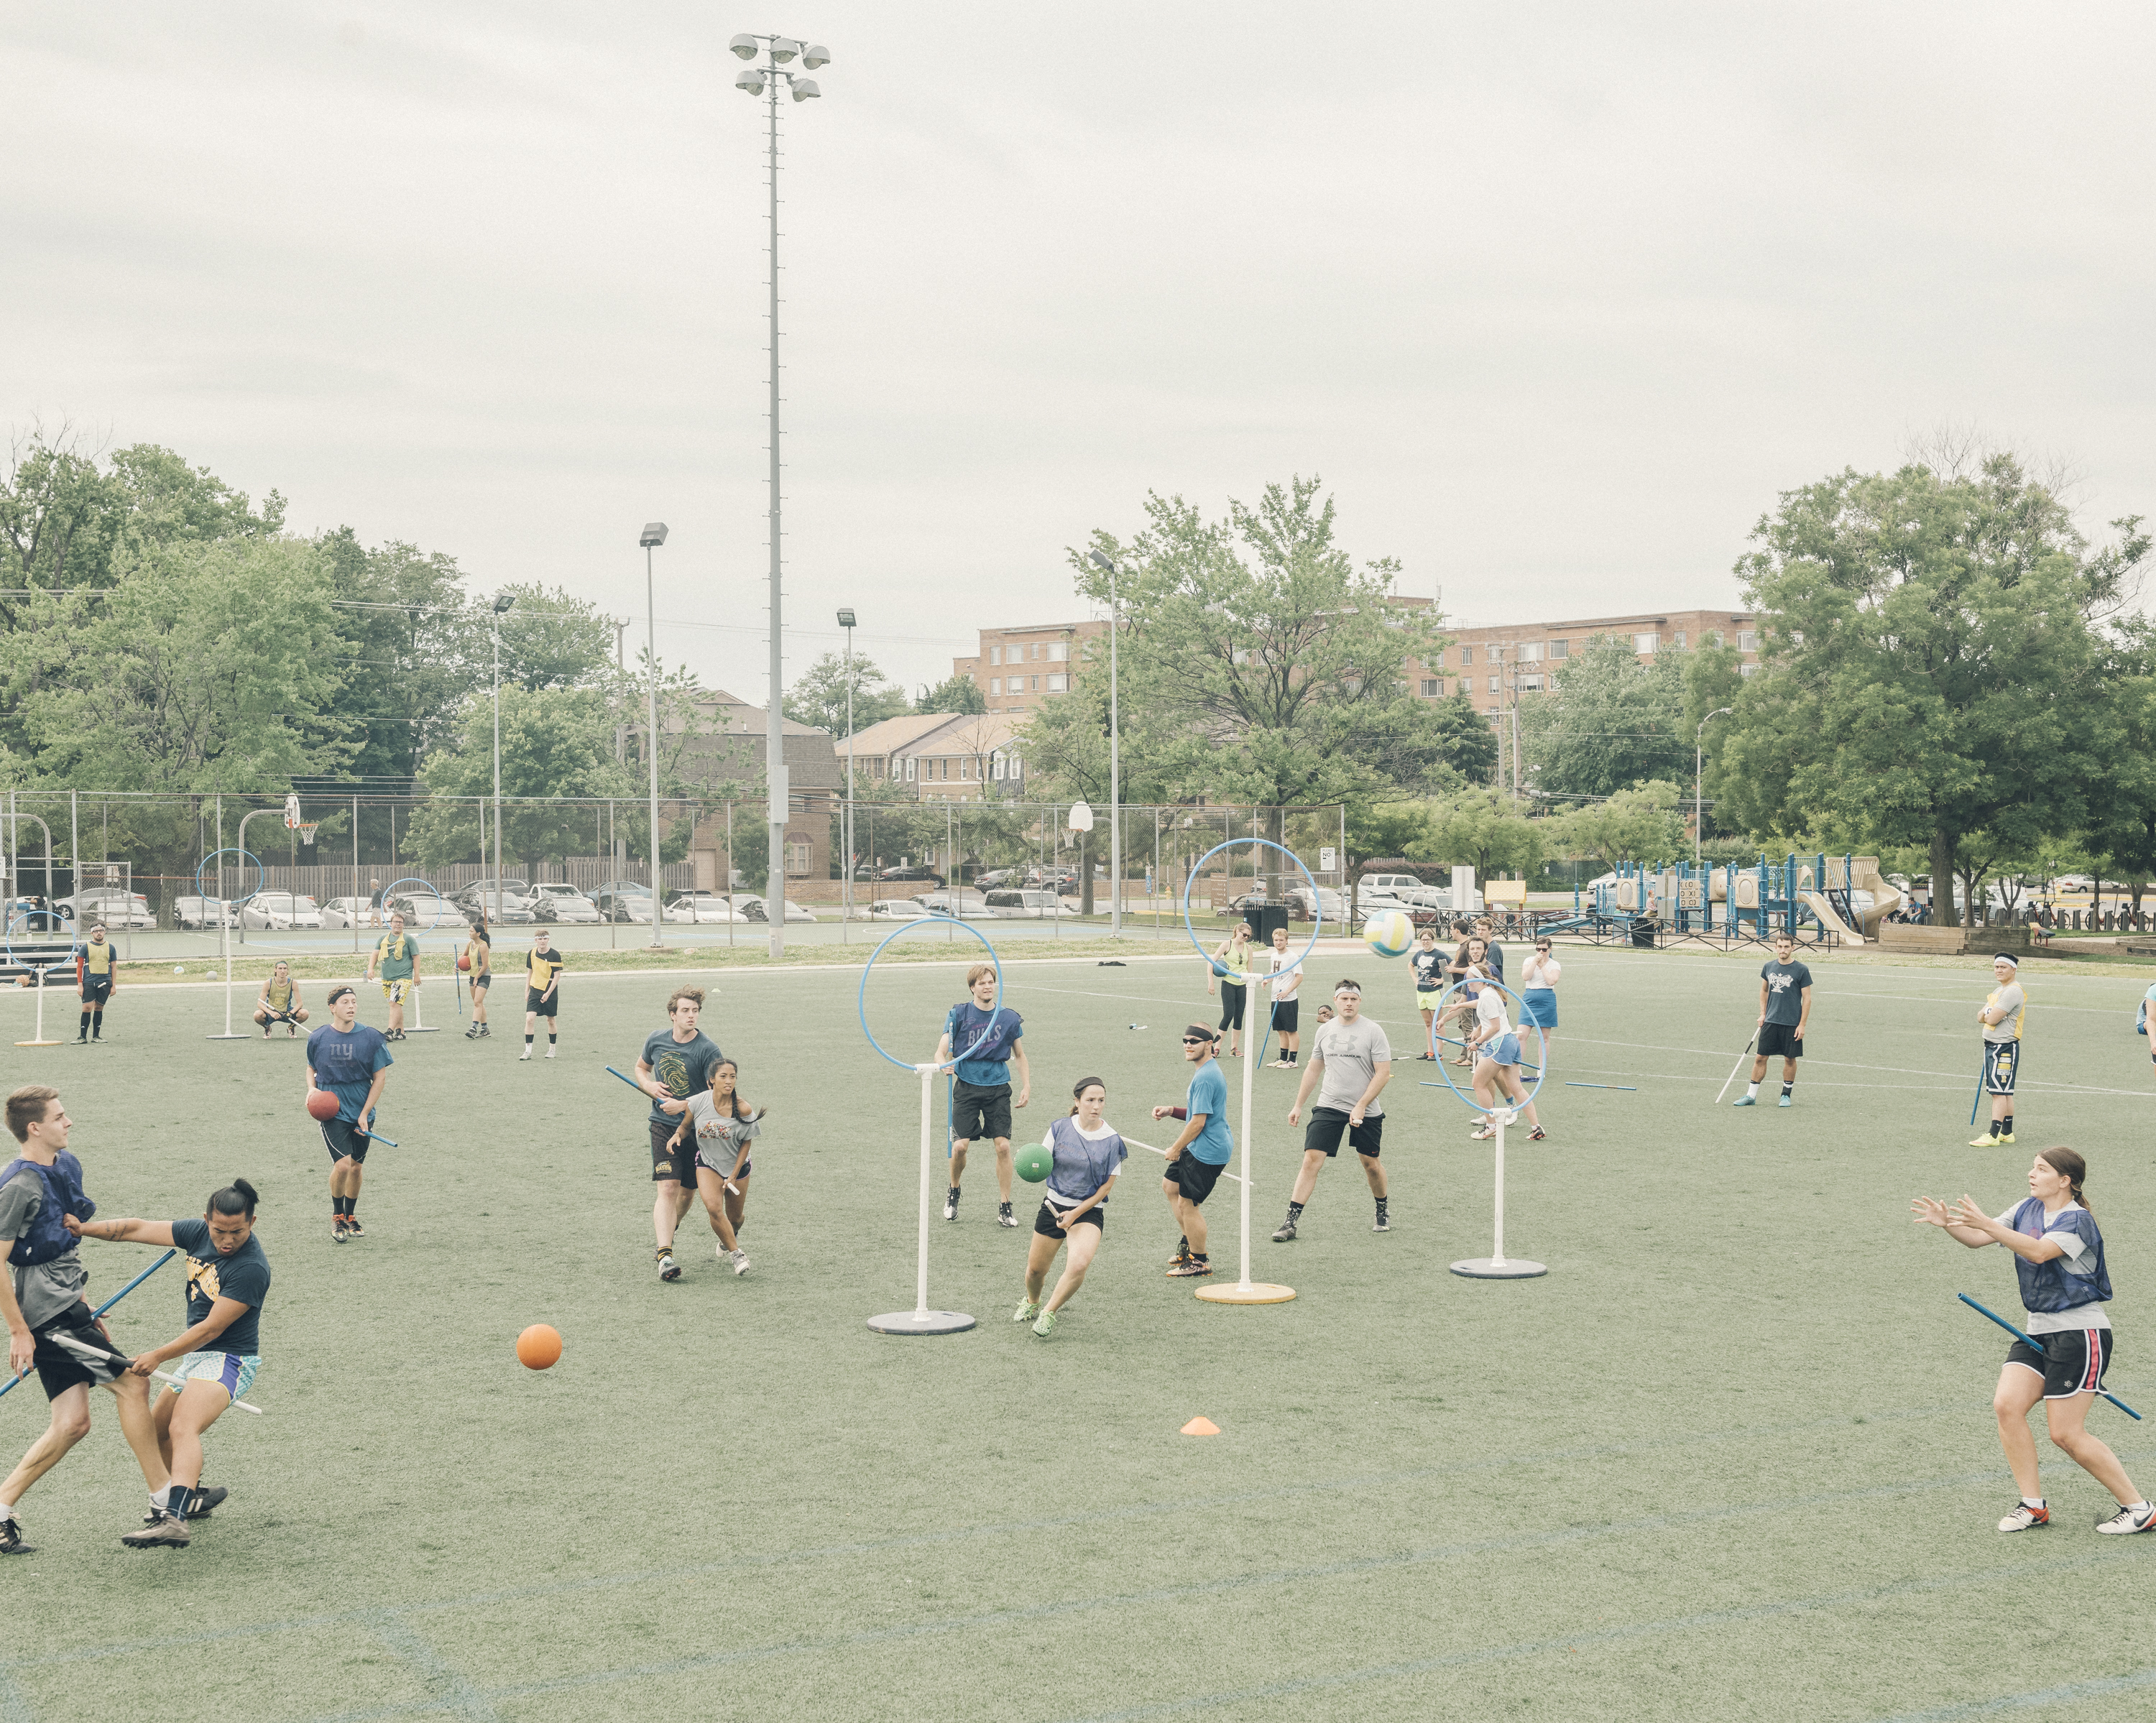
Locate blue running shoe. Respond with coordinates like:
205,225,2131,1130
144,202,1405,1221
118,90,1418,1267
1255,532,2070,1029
1732,1095,1756,1108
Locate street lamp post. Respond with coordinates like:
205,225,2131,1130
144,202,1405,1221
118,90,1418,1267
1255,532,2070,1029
490,594,516,925
732,31,829,961
838,608,857,930
640,522,668,949
1087,551,1123,937
1695,706,1733,865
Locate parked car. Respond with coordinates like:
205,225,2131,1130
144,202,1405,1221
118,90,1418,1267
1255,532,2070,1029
319,896,377,930
984,890,1070,919
738,895,818,924
60,889,156,929
1026,868,1079,894
381,890,471,928
664,890,747,925
915,889,990,916
456,879,537,918
173,895,237,930
1359,874,1451,912
240,892,325,931
530,883,604,924
594,883,655,925
877,866,942,884
867,898,933,920
972,869,1021,892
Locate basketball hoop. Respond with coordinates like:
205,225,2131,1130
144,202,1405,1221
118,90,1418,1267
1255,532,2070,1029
284,793,303,831
297,823,321,849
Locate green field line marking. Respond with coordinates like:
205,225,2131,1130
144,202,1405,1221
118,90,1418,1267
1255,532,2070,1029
1866,1666,2156,1720
1054,1548,2144,1723
364,1615,502,1722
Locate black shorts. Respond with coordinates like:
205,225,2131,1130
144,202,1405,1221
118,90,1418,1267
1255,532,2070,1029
650,1119,693,1184
1164,1154,1225,1206
525,987,558,1017
952,1079,1012,1143
320,1117,369,1165
1034,1199,1105,1240
1217,989,1246,1032
1758,1022,1804,1060
80,977,112,1006
2007,1326,2113,1400
1271,999,1300,1033
31,1302,126,1401
469,974,491,993
1304,1107,1383,1158
696,1152,751,1182
1984,1040,2019,1096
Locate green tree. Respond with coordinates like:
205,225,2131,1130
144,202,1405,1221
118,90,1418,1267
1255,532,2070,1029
1516,633,1690,798
1550,780,1686,868
2084,623,2156,916
916,672,987,716
1715,455,2147,927
1408,787,1547,884
784,650,910,736
316,528,482,785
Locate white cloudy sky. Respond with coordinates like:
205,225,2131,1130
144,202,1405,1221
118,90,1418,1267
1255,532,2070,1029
6,2,2152,700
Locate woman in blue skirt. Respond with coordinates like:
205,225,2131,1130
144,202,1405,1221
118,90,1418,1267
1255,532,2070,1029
1519,938,1561,1062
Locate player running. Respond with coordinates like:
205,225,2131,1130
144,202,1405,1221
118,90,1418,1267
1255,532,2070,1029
1972,953,2025,1146
664,1058,759,1275
1015,1077,1126,1338
1466,963,1546,1140
1278,979,1393,1241
364,911,422,1042
251,961,308,1038
634,987,724,1283
1409,923,1446,1058
1266,925,1304,1068
305,986,392,1242
0,1086,172,1556
1735,931,1812,1108
69,1178,272,1549
75,923,115,1045
462,910,494,1040
1913,1148,2153,1535
520,929,566,1061
1153,1025,1232,1279
936,964,1029,1228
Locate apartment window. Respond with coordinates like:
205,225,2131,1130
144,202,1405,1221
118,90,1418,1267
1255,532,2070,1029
1737,631,1757,652
1522,674,1543,692
786,838,811,876
1028,644,1039,661
1420,678,1439,697
990,646,1002,666
1519,642,1542,662
1031,675,1041,691
1706,631,1723,647
1048,642,1067,662
905,758,916,782
1485,706,1500,717
1549,639,1567,660
1634,632,1659,654
1740,660,1760,677
991,752,1005,780
1487,675,1500,693
1671,632,1686,649
988,678,1001,696
1046,673,1069,692
1458,645,1473,666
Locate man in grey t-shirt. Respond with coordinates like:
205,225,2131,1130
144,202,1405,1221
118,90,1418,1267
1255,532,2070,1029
1276,980,1394,1242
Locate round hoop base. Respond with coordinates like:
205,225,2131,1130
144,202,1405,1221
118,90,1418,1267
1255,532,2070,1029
1450,1257,1547,1280
14,1039,62,1048
1194,1282,1297,1305
867,1310,976,1336
205,1033,252,1041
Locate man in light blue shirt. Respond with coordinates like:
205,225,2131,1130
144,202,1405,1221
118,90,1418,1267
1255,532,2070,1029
1151,1024,1233,1279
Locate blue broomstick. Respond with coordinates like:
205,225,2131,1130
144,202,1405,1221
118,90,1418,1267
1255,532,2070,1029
1959,1293,2142,1421
1969,1053,1986,1130
1,1248,177,1402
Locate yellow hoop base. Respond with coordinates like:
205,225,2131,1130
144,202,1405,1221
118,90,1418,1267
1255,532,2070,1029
1194,1282,1297,1305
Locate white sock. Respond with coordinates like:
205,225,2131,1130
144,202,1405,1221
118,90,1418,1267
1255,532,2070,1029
2128,1501,2151,1513
2023,1496,2045,1509
0,1497,15,1520
1746,1083,1759,1098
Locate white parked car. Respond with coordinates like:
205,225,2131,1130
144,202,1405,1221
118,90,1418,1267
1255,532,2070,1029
62,889,156,929
867,898,934,920
738,895,818,924
319,897,376,930
914,889,990,916
1360,874,1450,911
173,896,237,930
982,890,1070,919
241,892,325,930
532,883,605,924
663,890,747,924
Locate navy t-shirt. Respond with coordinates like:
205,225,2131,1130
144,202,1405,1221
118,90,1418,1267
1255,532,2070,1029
1761,961,1812,1027
306,1022,392,1124
641,1028,724,1124
170,1218,271,1357
1409,947,1446,991
946,1003,1023,1088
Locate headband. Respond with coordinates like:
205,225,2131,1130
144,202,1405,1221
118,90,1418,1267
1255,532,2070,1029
1994,953,2019,968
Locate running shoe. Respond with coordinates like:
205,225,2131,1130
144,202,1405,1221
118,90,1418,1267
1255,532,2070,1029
727,1249,750,1277
2096,1502,2156,1535
1031,1308,1059,1339
1528,1126,1547,1142
262,1027,272,1038
331,1219,349,1243
1777,1093,1793,1108
657,1251,681,1283
1998,1501,2050,1532
519,1047,532,1061
1167,1237,1191,1270
287,1024,298,1037
1968,1133,1999,1147
997,1202,1017,1228
0,1518,31,1556
944,1186,960,1221
465,1025,479,1039
1271,1216,1298,1243
1013,1295,1041,1324
1372,1204,1391,1233
188,1485,228,1518
1166,1257,1213,1278
1269,1058,1294,1068
479,1025,491,1038
1732,1095,1757,1108
1997,1132,2017,1146
343,1218,364,1239
121,1512,190,1549
545,1048,555,1060
1470,1125,1496,1140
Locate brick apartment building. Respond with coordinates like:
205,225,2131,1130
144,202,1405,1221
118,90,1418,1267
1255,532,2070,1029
954,619,1111,713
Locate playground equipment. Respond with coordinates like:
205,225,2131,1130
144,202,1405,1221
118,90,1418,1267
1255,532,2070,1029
1560,854,1904,949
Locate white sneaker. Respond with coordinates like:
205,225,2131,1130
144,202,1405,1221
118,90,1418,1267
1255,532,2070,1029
544,1048,555,1060
728,1249,750,1277
519,1047,532,1061
2095,1502,2156,1535
1998,1501,2050,1533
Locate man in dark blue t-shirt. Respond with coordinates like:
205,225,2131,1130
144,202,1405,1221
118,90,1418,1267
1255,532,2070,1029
935,964,1029,1227
1735,931,1812,1109
634,987,724,1282
305,986,392,1242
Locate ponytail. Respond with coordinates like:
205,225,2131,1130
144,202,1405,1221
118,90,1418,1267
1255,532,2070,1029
208,1178,259,1219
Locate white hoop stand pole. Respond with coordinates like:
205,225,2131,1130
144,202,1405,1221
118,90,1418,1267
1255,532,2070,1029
1197,969,1296,1306
1450,1109,1547,1280
868,1065,975,1335
17,962,62,1047
207,902,246,1040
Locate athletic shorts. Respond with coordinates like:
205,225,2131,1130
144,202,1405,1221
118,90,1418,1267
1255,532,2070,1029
1034,1198,1105,1239
650,1119,694,1183
1415,987,1442,1014
29,1303,126,1400
379,979,409,1004
1476,1033,1522,1068
1271,999,1300,1033
80,977,112,1007
1519,988,1558,1030
469,975,491,993
952,1079,1013,1143
320,1117,369,1164
2008,1327,2112,1400
1984,1040,2019,1096
1217,989,1246,1032
254,1005,305,1022
165,1350,260,1404
1759,1022,1804,1060
696,1149,751,1182
1304,1106,1383,1159
525,987,558,1017
1164,1154,1225,1206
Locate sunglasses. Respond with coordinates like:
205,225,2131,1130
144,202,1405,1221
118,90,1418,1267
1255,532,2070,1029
1181,1036,1207,1045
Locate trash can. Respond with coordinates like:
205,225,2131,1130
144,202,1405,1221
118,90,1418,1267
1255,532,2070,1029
1245,903,1289,946
1629,914,1658,949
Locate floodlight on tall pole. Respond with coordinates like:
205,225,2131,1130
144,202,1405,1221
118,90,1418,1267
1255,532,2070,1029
490,594,516,925
1087,550,1123,937
838,608,857,928
640,523,669,948
734,30,829,960
1695,706,1733,864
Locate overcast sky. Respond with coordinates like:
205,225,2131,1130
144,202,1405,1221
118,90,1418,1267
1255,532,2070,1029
7,2,2152,701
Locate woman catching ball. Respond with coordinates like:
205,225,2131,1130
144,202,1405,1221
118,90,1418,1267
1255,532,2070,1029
1014,1078,1125,1339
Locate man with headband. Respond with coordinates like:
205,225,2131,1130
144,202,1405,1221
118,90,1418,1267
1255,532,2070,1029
1972,953,2024,1147
305,987,393,1242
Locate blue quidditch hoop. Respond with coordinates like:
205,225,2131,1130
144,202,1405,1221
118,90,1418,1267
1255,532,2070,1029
857,916,1005,1073
195,849,265,913
1427,976,1547,1112
1179,839,1323,976
382,877,456,933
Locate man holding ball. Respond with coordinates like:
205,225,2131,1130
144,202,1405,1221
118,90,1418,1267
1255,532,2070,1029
305,987,392,1242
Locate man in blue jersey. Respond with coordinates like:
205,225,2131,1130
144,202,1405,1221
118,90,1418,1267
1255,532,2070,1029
1152,1025,1233,1279
935,965,1030,1228
305,987,392,1243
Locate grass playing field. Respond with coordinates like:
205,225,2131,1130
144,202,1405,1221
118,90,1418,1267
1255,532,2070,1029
3,942,2153,1722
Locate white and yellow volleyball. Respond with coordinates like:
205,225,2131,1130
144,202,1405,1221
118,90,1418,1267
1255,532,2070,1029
1362,909,1414,959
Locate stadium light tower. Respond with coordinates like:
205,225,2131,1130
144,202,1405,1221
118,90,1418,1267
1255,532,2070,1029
641,522,669,949
1695,706,1733,864
1087,551,1123,936
838,606,857,927
490,593,516,925
733,30,829,958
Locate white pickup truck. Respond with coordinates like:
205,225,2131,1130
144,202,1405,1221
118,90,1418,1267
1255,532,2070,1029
1359,873,1451,912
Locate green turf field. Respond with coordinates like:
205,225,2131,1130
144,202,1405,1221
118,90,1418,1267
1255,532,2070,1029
3,944,2152,1722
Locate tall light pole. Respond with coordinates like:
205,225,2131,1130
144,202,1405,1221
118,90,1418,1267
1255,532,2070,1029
838,607,857,928
641,522,668,949
490,593,515,924
732,31,828,961
1087,551,1123,936
1695,706,1733,864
